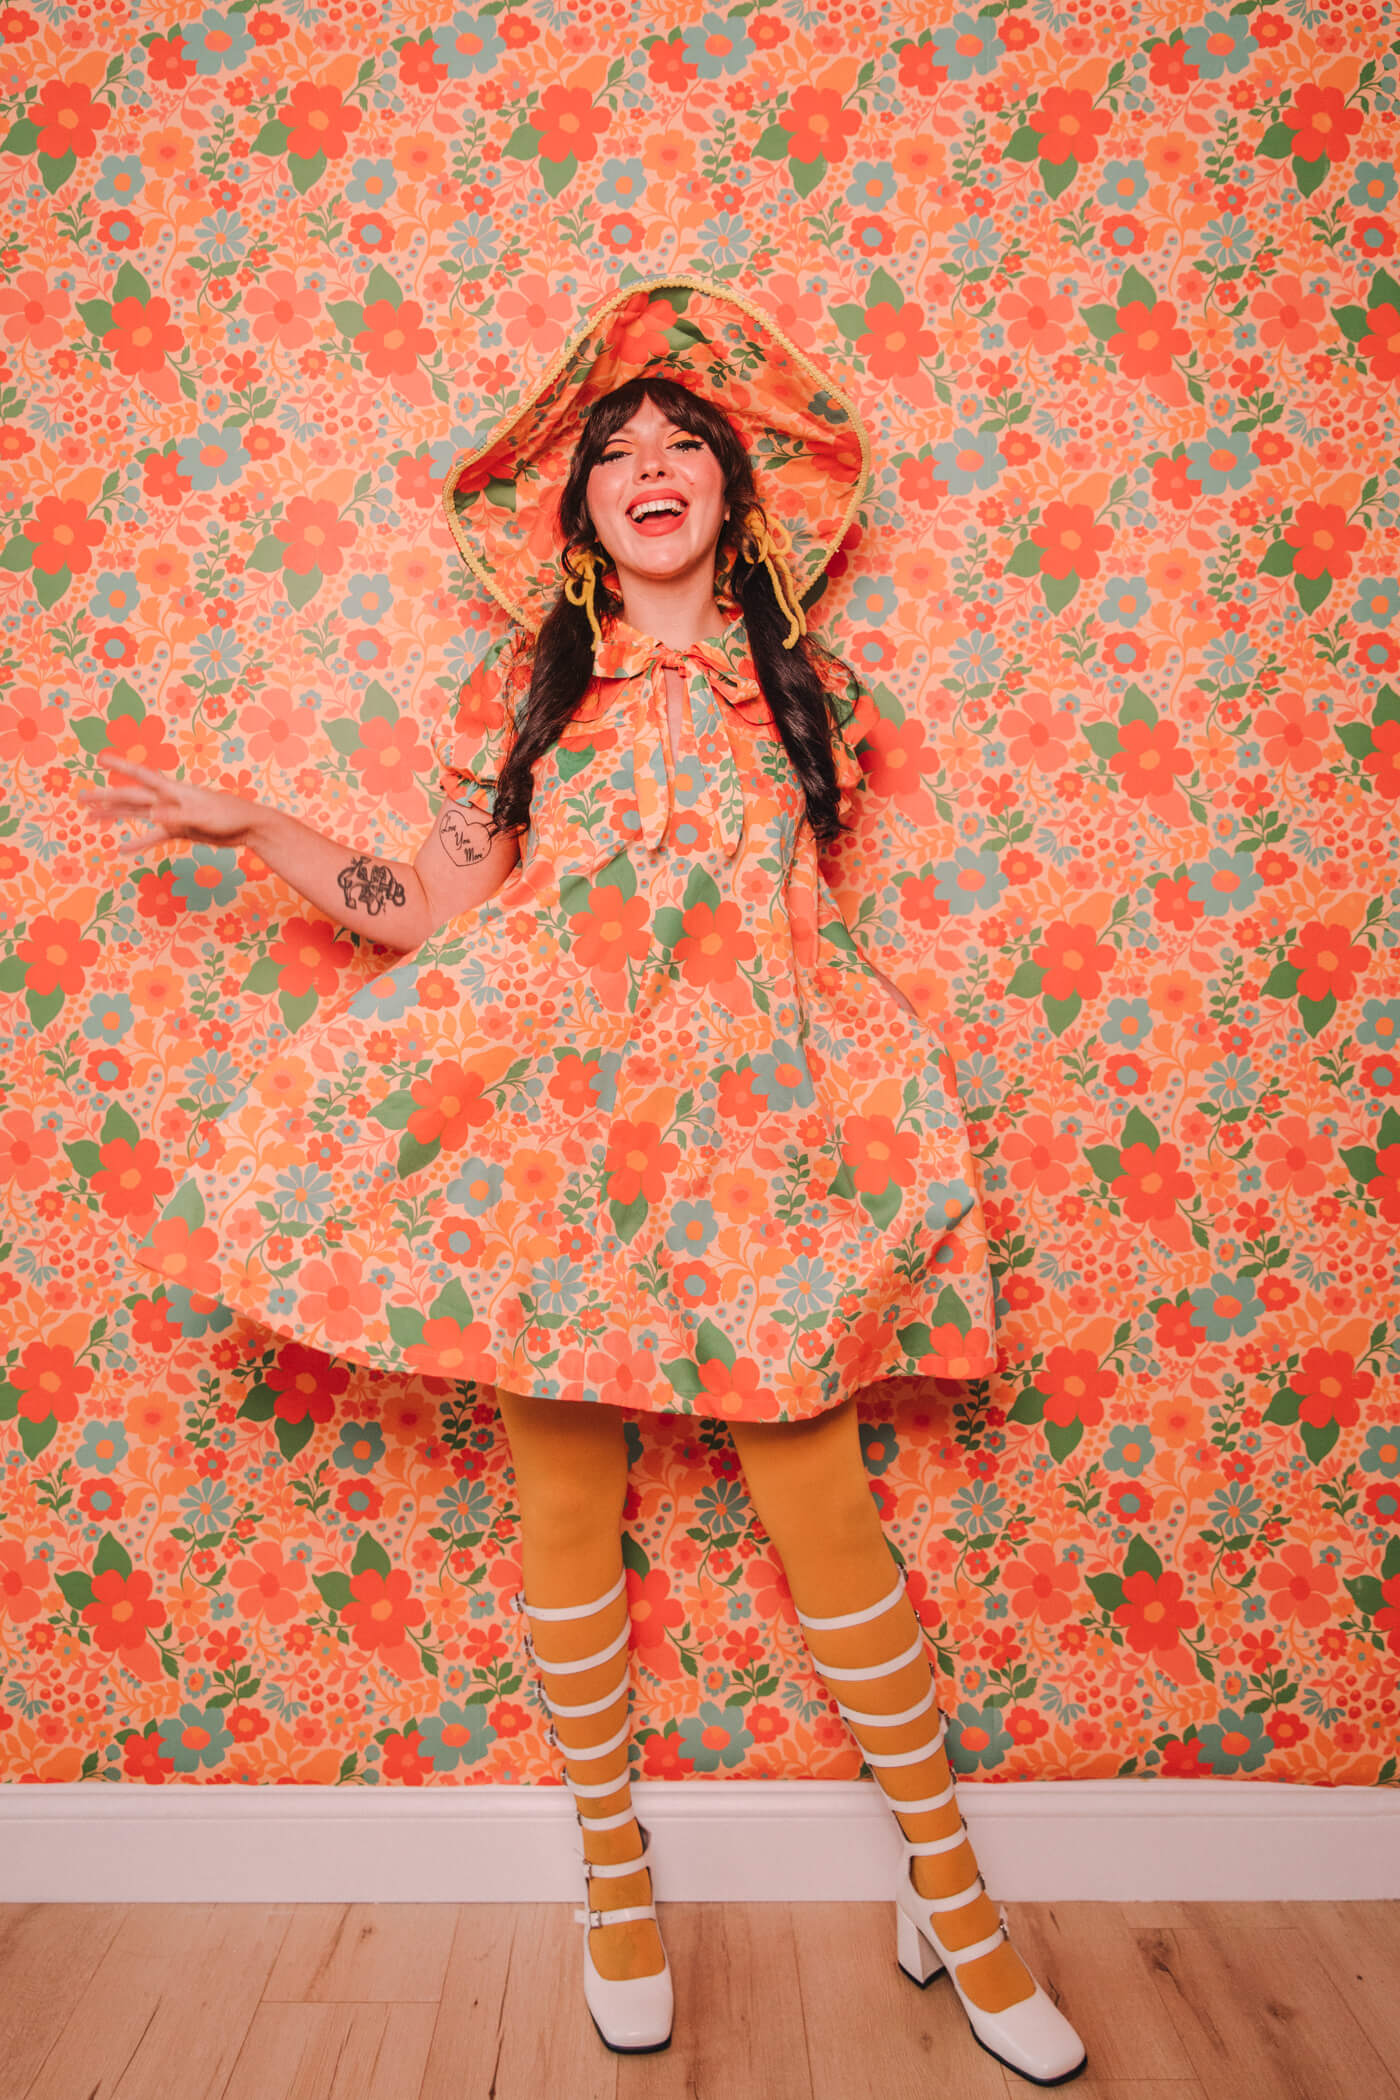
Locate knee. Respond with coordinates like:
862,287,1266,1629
514,1461,628,1552
743,1468,883,1567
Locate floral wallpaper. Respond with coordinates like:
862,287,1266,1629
0,0,1396,1793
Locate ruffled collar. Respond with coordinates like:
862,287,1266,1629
591,612,761,700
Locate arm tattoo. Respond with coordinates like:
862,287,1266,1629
337,855,407,917
437,802,492,868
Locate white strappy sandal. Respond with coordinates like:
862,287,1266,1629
795,1570,1088,2087
514,1573,673,2053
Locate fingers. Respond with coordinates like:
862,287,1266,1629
96,757,169,788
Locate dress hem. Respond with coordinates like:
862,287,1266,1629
130,1249,998,1422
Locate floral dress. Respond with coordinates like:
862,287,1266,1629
132,614,996,1421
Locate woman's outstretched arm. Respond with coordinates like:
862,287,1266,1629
75,758,521,955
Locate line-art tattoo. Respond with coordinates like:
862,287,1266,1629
437,803,492,868
337,855,407,917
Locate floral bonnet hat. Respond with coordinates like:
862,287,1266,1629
441,273,872,646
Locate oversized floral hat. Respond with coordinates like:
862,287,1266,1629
442,273,872,635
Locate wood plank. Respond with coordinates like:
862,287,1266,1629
263,1905,456,2004
1133,1909,1400,2100
220,2002,438,2100
622,1904,810,2099
416,1906,527,2100
25,1904,291,2100
792,1901,1005,2100
480,1904,616,2100
997,1903,1194,2086
1284,1899,1400,2070
0,1904,126,2100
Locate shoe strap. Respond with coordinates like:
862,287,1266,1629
793,1566,905,1631
559,1770,632,1801
942,1919,1008,1968
859,1716,948,1769
523,1616,631,1676
807,1627,925,1683
888,1779,955,1816
918,1873,987,1917
576,1803,639,1832
543,1669,631,1720
836,1680,939,1730
547,1713,631,1762
904,1822,968,1858
580,1835,651,1878
574,1903,657,1928
514,1571,626,1620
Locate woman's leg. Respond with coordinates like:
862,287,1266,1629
495,1386,664,1983
729,1399,1036,2015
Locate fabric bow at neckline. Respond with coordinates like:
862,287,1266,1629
589,616,762,858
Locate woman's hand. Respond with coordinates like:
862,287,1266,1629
75,757,261,855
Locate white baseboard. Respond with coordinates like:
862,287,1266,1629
2,1780,1397,1903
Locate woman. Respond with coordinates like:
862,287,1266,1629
83,279,1086,2085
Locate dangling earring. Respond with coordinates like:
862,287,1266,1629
740,505,807,650
563,545,604,653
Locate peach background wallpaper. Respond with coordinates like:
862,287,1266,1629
0,0,1396,1792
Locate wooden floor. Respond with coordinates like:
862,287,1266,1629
1,1900,1396,2100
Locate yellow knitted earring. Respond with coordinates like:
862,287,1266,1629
741,505,807,649
563,545,604,652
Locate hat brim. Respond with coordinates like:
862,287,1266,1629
442,273,872,634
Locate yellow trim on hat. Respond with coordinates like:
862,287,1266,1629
441,272,873,634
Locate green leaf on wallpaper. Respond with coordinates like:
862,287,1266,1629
237,1383,276,1422
241,957,281,995
1255,121,1292,159
362,265,401,309
56,1570,95,1610
1123,1535,1163,1581
1,117,38,154
386,1304,426,1351
1298,991,1337,1037
540,153,578,198
1082,722,1120,761
0,535,32,571
1294,571,1331,614
1084,1144,1122,1182
314,1571,353,1613
1005,539,1041,578
19,1415,56,1456
1043,1416,1084,1461
866,266,904,308
288,152,326,196
63,1140,102,1180
274,1415,315,1461
1007,1389,1044,1425
1376,685,1400,724
1371,269,1400,310
25,989,64,1032
251,120,289,156
1292,153,1328,198
1332,305,1370,342
861,1183,902,1231
352,1532,392,1579
322,720,362,757
246,535,283,573
77,299,113,336
1118,266,1155,308
831,303,867,342
429,1276,475,1328
360,684,398,723
1080,303,1119,342
1042,155,1078,199
1004,124,1039,162
397,1131,441,1179
34,567,69,610
662,1356,703,1398
1121,1106,1161,1151
1043,990,1081,1036
754,123,789,159
285,568,321,612
39,150,75,195
1120,684,1157,725
278,989,318,1034
503,122,541,158
1347,1574,1386,1618
72,719,109,754
1299,1418,1339,1463
328,300,365,337
610,1194,647,1244
1258,539,1295,578
94,1531,133,1580
790,154,827,198
1260,961,1299,1000
1041,571,1077,614
1085,1571,1125,1611
1005,959,1043,999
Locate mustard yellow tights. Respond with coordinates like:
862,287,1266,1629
496,1388,1035,2012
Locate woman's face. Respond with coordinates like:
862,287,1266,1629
583,396,728,596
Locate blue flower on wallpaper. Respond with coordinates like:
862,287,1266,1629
1181,12,1257,76
432,12,506,76
181,8,253,74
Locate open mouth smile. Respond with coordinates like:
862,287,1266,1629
627,495,689,533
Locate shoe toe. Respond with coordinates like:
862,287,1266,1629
967,1981,1087,2087
581,1951,674,2053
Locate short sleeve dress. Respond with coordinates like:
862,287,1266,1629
131,612,997,1421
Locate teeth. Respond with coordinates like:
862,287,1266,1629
630,499,684,520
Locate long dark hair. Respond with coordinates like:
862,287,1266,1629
488,375,856,850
